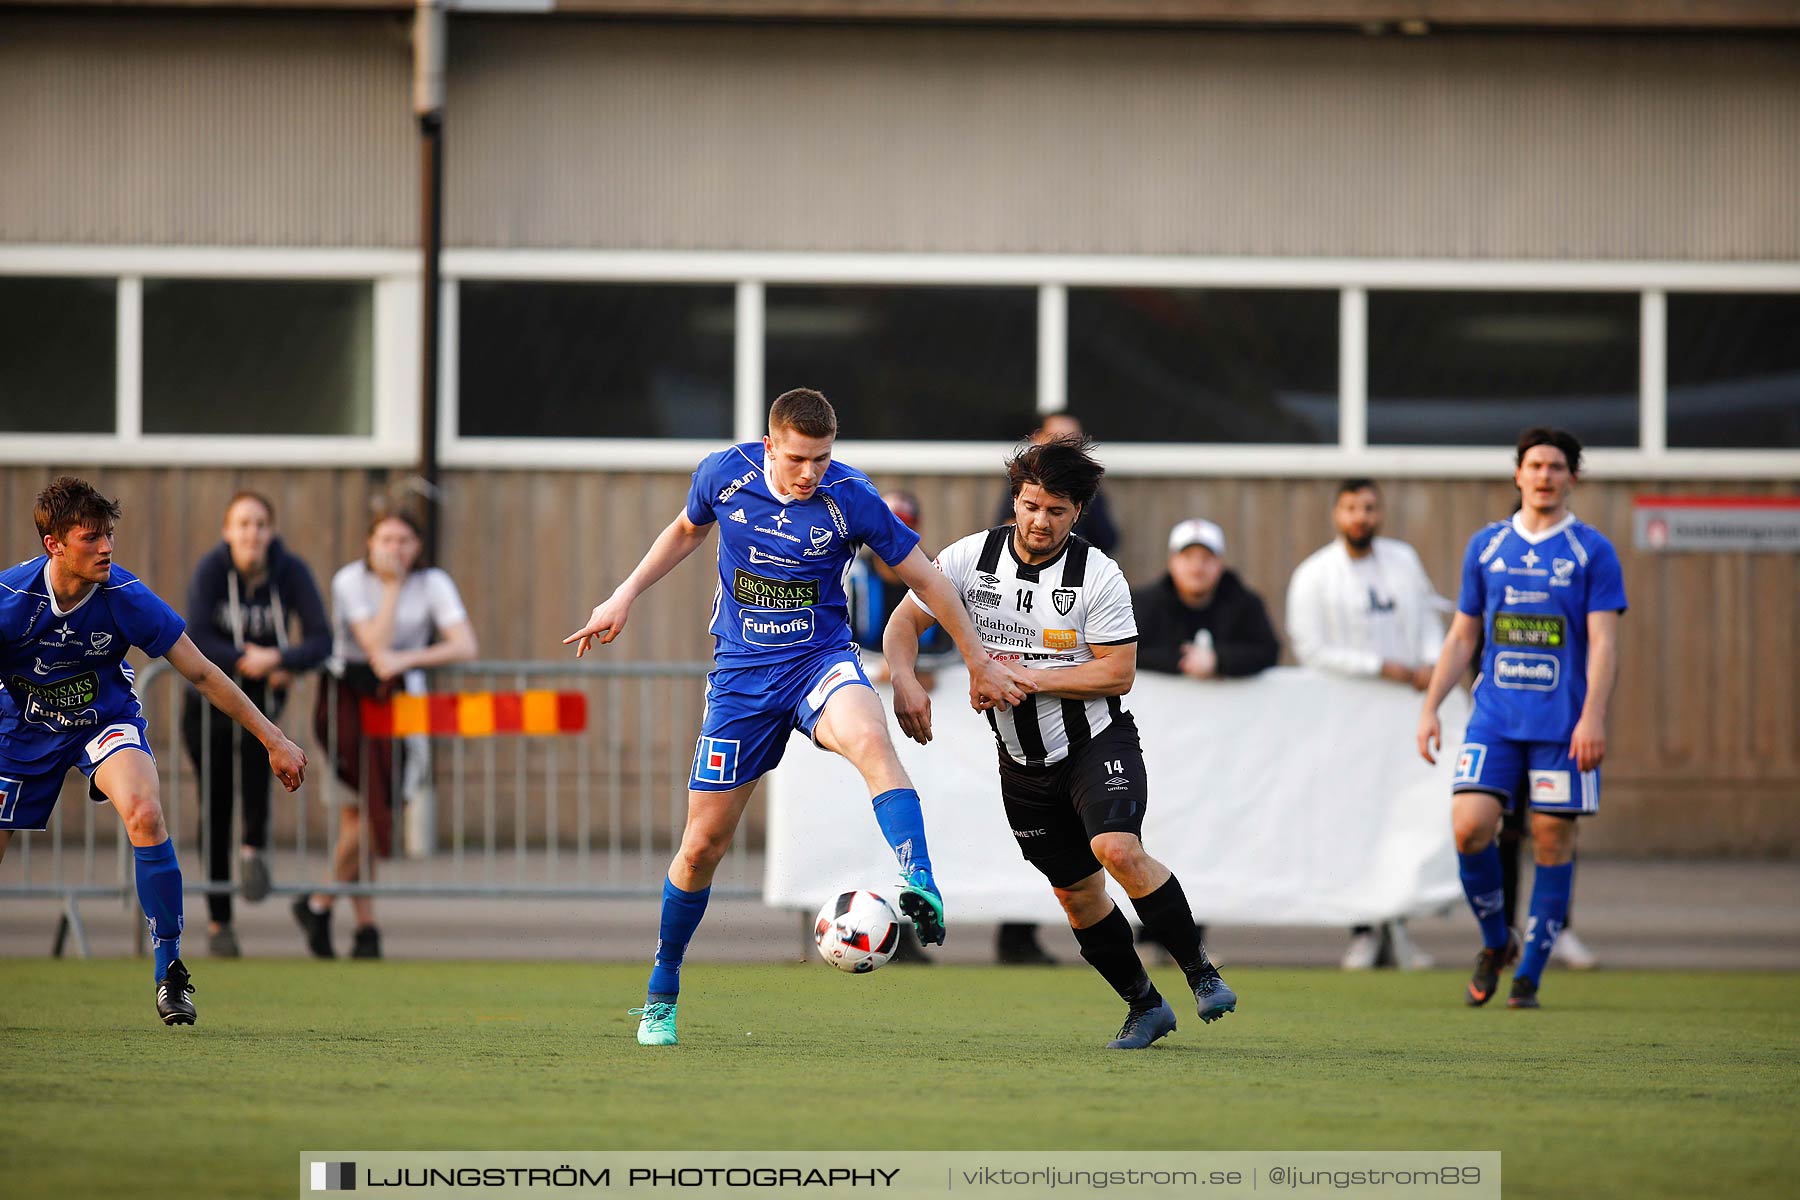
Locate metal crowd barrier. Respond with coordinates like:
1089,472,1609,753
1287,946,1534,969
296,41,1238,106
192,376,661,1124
2,658,760,957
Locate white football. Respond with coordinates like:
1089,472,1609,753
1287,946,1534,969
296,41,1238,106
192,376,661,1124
814,889,901,974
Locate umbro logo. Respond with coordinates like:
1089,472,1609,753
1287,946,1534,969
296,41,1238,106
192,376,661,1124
730,509,747,524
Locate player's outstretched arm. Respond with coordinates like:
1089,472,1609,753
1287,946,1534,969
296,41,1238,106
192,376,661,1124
882,596,937,745
1417,611,1481,764
1570,609,1619,772
163,634,308,791
891,547,1030,711
564,512,711,657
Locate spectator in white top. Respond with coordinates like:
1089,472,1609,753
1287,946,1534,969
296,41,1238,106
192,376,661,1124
1286,479,1445,971
294,511,477,961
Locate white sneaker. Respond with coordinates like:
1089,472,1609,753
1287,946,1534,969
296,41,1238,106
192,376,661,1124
1341,930,1380,970
1388,920,1435,970
1552,928,1598,969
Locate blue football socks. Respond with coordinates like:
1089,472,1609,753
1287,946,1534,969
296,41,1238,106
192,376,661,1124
1515,861,1574,985
1458,844,1511,951
871,787,936,892
646,877,711,998
133,838,185,981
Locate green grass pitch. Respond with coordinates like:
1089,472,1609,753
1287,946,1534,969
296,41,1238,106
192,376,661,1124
4,961,1795,1199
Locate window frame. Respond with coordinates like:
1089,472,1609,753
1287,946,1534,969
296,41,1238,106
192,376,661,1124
0,246,415,466
5,244,1796,477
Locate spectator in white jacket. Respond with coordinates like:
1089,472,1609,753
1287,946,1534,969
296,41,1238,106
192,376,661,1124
1287,479,1446,971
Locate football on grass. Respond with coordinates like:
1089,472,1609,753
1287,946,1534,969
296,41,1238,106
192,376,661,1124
814,889,901,973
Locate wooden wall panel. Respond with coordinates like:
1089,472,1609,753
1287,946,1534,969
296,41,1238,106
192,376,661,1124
3,463,1793,856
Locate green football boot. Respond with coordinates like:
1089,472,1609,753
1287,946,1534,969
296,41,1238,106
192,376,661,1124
630,1000,678,1046
895,868,946,947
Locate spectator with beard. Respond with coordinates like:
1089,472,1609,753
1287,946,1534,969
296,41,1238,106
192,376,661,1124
1287,479,1444,969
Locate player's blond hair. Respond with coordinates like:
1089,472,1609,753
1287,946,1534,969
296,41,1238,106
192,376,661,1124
769,388,838,440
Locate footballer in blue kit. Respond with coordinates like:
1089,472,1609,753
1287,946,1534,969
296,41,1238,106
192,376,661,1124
566,389,1030,1046
1,478,309,1025
1419,429,1626,1010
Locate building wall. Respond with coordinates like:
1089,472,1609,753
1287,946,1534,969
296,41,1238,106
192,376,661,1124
5,13,1799,259
5,463,1793,857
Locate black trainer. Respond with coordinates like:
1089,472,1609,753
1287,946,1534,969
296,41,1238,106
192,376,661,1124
1507,976,1541,1009
292,896,335,959
1466,928,1522,1007
351,925,382,960
156,958,197,1026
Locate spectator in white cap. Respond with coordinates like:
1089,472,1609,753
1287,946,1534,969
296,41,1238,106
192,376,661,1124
1131,518,1280,681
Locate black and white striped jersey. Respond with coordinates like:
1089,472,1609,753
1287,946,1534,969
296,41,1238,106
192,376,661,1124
914,526,1138,767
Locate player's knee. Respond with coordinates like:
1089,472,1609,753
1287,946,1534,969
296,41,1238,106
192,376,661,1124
678,827,731,873
1452,819,1493,855
1089,834,1145,878
117,796,168,844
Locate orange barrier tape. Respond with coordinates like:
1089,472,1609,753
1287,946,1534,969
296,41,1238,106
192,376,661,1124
359,690,588,738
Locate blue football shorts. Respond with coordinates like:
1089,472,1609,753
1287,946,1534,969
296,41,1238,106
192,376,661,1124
689,644,873,792
1452,727,1599,816
0,716,156,831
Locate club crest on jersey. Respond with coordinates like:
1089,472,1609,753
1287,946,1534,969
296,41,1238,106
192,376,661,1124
1552,558,1575,586
1051,588,1076,616
89,632,113,652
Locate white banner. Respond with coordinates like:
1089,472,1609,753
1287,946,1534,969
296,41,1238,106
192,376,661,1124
765,667,1469,926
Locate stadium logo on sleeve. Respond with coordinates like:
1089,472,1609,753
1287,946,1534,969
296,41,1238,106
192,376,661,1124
1052,588,1077,615
717,470,758,504
309,1162,357,1192
694,736,741,785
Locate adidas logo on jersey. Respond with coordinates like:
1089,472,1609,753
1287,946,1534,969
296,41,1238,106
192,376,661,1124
1489,558,1506,572
730,509,747,524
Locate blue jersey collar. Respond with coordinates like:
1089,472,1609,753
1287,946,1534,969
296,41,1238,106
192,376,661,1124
1509,511,1576,545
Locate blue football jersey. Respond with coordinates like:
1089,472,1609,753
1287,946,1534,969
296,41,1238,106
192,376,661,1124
0,556,185,767
685,443,921,667
1457,514,1627,743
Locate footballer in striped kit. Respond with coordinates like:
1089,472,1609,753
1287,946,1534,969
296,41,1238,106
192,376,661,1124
884,435,1238,1049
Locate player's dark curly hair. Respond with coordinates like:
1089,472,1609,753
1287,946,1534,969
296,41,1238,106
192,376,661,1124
35,476,122,543
1516,427,1584,475
1006,434,1104,509
769,388,837,440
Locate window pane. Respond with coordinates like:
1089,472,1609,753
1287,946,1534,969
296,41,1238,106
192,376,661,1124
1667,293,1800,449
1368,291,1638,447
1068,288,1336,443
764,286,1037,441
458,282,734,440
143,279,373,435
0,276,115,433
